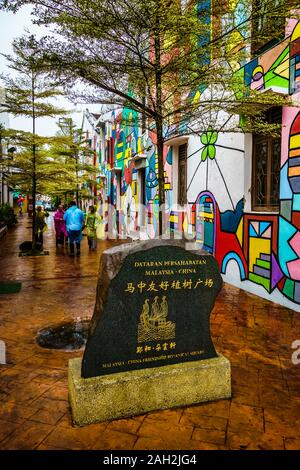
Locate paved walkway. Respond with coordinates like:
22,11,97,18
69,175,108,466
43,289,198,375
0,213,299,450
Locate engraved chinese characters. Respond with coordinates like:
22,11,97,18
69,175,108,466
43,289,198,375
81,241,222,378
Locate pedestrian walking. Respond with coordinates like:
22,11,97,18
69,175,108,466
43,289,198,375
85,205,101,250
35,206,47,248
54,205,67,246
63,201,85,257
17,195,25,215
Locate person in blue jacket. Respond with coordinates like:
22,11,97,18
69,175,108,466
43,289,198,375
63,201,85,257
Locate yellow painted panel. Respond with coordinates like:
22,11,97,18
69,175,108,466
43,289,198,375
193,90,201,104
291,22,300,41
183,217,188,232
249,238,271,271
138,138,142,154
236,218,243,248
198,212,214,219
228,0,239,11
274,57,289,79
290,135,300,149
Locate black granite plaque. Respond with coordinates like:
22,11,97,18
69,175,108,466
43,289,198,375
81,240,223,378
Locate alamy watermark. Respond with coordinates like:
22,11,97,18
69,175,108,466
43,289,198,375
0,340,6,365
291,340,300,365
95,202,203,251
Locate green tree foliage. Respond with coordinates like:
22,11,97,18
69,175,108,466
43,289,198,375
0,1,298,233
0,35,66,248
1,129,71,194
51,118,98,205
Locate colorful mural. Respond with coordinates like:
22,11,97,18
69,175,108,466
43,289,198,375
203,20,300,307
181,17,300,309
243,19,300,95
84,15,300,311
90,105,173,237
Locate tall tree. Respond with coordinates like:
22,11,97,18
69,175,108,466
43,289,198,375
0,35,66,249
0,126,98,223
52,117,98,206
0,1,297,234
0,129,75,197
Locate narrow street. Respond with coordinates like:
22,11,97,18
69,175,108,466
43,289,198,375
0,213,299,450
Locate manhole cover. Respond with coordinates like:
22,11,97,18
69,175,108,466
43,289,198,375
36,320,90,351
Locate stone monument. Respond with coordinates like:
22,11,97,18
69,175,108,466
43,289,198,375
68,240,231,426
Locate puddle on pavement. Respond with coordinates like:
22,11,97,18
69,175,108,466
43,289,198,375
36,320,90,351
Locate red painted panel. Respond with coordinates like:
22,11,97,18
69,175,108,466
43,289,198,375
292,211,300,230
290,111,300,135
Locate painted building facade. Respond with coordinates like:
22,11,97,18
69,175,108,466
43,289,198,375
82,11,300,312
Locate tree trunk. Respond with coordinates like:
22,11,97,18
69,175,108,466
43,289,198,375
154,8,165,236
31,73,37,250
32,162,36,250
75,156,79,206
156,119,165,236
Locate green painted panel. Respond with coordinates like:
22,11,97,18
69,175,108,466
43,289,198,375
283,279,295,299
256,259,271,269
249,272,271,292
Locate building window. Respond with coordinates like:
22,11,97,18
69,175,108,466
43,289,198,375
252,108,281,211
178,143,187,206
252,0,285,55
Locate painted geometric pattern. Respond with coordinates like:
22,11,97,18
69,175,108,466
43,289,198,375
288,111,300,194
287,231,300,281
196,197,214,253
248,221,272,292
290,23,300,93
249,221,272,238
249,253,271,292
282,278,300,303
164,170,171,190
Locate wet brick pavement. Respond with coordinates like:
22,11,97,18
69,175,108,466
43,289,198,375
0,213,299,450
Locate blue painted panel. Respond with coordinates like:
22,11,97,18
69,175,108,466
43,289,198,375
220,199,243,233
293,194,300,211
260,222,271,235
221,252,246,280
278,216,298,276
249,224,257,237
280,162,293,199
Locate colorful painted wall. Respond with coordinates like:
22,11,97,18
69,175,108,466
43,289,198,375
188,19,300,311
83,107,174,238
83,15,300,312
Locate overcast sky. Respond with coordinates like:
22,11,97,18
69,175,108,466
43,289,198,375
0,6,98,136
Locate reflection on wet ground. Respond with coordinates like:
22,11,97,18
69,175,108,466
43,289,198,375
0,213,300,449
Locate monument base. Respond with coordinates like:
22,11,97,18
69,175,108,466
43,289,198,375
68,355,231,426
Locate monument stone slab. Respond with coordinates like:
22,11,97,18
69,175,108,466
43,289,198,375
81,240,222,378
69,239,231,425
